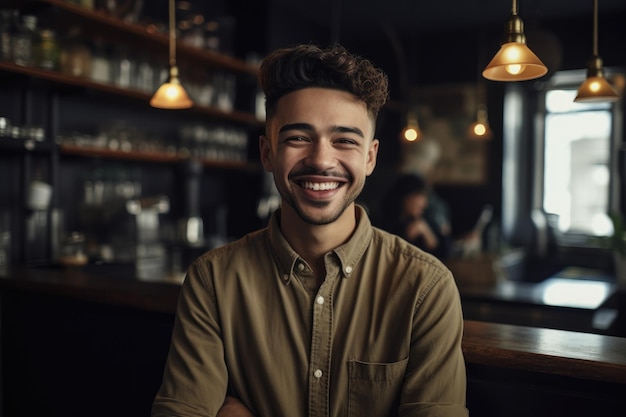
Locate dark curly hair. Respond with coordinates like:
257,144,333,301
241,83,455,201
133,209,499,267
258,43,389,121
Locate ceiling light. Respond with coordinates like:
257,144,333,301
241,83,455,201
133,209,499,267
468,105,493,140
400,110,423,142
574,0,619,103
150,0,193,109
483,0,548,82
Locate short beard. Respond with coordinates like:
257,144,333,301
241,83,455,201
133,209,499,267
283,190,360,226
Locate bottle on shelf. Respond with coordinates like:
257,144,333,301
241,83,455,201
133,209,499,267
11,14,37,67
0,9,18,61
35,28,59,70
90,38,111,83
111,46,136,88
59,27,92,77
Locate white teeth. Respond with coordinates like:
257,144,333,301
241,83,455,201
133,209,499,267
302,181,339,191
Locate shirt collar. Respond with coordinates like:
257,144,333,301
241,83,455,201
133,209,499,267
268,205,373,283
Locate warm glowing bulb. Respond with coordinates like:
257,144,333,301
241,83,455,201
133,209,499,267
502,44,527,75
506,64,525,75
165,84,183,99
473,123,487,136
404,128,419,142
589,80,602,92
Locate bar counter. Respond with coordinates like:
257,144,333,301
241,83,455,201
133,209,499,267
2,265,626,379
0,264,182,314
1,265,625,416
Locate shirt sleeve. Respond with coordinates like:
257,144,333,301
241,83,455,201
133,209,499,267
152,260,229,417
399,264,469,417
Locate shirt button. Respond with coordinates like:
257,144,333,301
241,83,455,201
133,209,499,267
316,296,324,305
283,274,289,281
345,265,353,274
297,263,305,271
314,369,323,379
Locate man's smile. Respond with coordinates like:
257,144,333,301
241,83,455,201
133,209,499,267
301,181,340,191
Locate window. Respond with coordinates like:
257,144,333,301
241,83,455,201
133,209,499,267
539,70,622,246
543,90,613,236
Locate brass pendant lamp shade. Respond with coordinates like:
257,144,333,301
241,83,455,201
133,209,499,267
150,0,193,109
483,0,548,82
150,65,193,109
574,0,619,103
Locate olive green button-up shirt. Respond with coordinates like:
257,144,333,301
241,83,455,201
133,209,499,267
152,205,468,417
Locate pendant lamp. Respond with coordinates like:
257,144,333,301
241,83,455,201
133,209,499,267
401,110,423,142
574,0,619,103
483,0,548,82
150,0,193,109
468,105,493,140
469,31,493,140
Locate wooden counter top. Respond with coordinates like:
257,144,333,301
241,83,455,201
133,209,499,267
0,264,182,314
463,320,626,384
2,265,626,385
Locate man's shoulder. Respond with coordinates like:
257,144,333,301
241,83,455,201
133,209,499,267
195,228,269,264
370,226,451,276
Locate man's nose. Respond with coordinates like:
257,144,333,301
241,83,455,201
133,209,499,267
306,140,336,169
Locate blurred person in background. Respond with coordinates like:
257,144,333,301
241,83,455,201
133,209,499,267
375,173,452,260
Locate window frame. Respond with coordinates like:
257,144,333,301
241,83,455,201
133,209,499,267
536,69,624,250
534,71,621,247
501,68,624,273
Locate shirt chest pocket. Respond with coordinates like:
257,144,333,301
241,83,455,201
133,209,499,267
347,358,408,417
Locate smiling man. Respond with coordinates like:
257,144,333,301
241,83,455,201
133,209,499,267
152,44,468,417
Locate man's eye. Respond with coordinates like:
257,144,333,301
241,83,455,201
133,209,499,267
287,136,309,142
336,138,358,145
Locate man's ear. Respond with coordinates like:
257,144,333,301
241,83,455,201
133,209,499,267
259,135,273,172
365,138,379,176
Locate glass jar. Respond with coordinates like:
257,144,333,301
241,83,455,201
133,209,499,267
59,29,92,78
0,116,11,137
90,39,110,83
112,47,135,88
58,231,88,267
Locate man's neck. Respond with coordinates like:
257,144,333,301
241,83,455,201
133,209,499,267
279,205,357,281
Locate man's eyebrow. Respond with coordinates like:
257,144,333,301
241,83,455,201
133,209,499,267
278,123,313,134
278,123,364,138
334,126,364,138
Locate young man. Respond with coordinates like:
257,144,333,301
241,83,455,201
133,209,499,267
152,44,468,417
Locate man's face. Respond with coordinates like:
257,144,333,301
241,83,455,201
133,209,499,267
259,87,378,226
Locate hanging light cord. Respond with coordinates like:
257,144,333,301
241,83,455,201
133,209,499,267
592,0,599,57
168,0,176,67
504,0,525,45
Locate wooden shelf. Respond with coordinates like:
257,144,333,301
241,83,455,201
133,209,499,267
58,143,185,163
24,0,258,75
0,62,264,127
58,143,260,171
4,1,265,127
